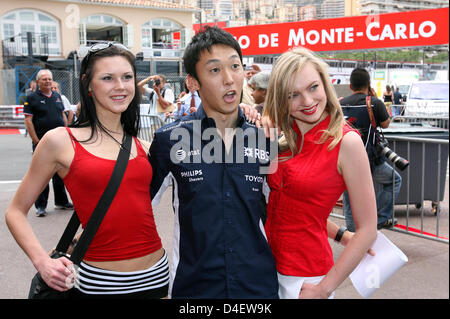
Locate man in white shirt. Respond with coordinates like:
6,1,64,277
171,77,201,119
138,74,175,121
174,90,201,119
51,81,74,124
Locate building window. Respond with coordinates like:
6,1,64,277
80,14,125,46
40,25,57,44
141,18,182,50
0,9,61,56
2,23,14,39
142,26,152,48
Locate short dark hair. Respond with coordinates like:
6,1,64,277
183,26,242,84
350,67,371,91
75,45,140,139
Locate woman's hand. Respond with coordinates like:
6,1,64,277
341,230,376,256
37,256,75,291
298,282,329,299
261,115,280,141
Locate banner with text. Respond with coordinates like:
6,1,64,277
223,7,449,55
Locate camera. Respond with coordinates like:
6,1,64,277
155,79,161,86
376,137,409,171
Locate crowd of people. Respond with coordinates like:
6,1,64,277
6,26,402,299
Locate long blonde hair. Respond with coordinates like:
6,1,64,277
263,47,345,159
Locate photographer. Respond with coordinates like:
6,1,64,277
340,67,401,230
138,74,175,120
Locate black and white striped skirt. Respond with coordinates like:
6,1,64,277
73,250,169,298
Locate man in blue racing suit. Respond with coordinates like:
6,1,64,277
149,26,279,299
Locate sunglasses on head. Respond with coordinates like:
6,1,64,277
87,42,129,54
82,42,131,70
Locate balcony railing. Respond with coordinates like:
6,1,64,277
2,32,49,60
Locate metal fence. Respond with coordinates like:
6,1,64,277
138,114,177,143
0,105,24,128
392,114,449,129
0,69,16,105
388,135,448,243
138,115,164,142
331,115,449,244
2,32,49,59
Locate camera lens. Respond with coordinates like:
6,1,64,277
379,145,409,171
394,157,409,171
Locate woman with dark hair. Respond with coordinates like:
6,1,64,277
383,85,394,115
5,43,169,299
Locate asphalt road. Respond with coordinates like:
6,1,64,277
0,133,448,299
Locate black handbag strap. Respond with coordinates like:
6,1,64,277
54,133,132,265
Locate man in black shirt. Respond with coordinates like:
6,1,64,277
340,67,401,230
23,69,73,217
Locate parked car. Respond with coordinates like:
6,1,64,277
404,81,449,117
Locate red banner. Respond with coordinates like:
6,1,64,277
223,8,449,55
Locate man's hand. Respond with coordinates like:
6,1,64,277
153,82,161,95
24,115,40,145
251,64,262,73
138,75,156,95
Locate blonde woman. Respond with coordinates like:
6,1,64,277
263,47,377,299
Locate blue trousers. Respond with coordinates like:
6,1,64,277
343,161,402,231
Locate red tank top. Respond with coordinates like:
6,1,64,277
63,128,162,261
265,116,357,277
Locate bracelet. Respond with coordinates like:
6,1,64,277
334,226,347,243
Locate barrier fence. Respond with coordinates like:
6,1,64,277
332,115,449,244
138,114,164,142
392,114,449,129
138,114,176,143
389,135,448,243
0,105,24,128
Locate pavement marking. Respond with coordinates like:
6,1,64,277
0,180,22,184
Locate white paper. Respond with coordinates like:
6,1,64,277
349,231,408,298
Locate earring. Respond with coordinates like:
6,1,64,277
88,91,92,97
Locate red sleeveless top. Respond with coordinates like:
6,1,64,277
265,116,357,277
63,128,162,261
